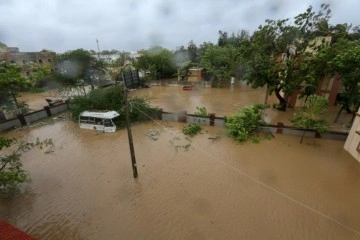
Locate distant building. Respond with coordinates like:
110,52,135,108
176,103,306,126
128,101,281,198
0,43,55,75
344,107,360,162
187,67,203,82
92,53,121,64
178,67,203,82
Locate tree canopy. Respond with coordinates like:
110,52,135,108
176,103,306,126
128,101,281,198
133,46,177,80
0,61,32,109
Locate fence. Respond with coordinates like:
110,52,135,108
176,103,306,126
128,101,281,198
0,107,349,141
0,102,69,131
159,110,348,141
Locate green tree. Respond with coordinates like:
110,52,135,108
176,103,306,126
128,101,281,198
218,30,250,47
68,85,159,126
0,61,32,110
245,18,303,109
187,40,199,63
290,95,329,143
244,4,339,111
200,45,241,87
53,49,107,95
133,47,176,80
330,40,360,123
0,137,53,197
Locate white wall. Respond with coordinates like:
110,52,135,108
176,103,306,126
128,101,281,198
344,108,360,162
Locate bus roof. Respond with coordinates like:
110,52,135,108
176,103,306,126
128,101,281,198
80,110,120,119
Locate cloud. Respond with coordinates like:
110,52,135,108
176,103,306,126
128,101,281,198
0,0,359,53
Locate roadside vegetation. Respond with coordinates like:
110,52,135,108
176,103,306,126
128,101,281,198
0,137,53,198
68,85,159,127
290,95,329,143
225,104,268,143
1,2,360,198
182,123,202,137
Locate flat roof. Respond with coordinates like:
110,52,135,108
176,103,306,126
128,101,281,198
80,110,120,119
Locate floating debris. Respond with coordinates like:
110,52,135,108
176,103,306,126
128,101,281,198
146,129,161,141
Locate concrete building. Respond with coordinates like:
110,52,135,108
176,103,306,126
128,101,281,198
91,53,121,64
0,43,55,75
344,108,360,162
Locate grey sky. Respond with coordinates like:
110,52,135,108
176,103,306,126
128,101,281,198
1,0,359,53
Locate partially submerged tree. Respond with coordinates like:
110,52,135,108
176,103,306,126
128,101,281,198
0,61,32,111
0,137,53,197
244,18,303,110
244,4,339,111
200,45,241,87
290,95,329,143
330,40,360,123
225,104,267,142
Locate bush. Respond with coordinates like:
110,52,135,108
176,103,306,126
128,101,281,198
68,85,159,127
183,123,202,137
225,104,266,142
194,106,209,117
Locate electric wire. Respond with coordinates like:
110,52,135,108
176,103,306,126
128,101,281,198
129,101,360,237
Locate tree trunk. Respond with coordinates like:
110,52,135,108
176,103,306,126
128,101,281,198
11,89,19,109
264,84,269,105
334,105,345,123
274,87,287,111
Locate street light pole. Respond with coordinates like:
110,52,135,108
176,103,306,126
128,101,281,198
124,88,138,178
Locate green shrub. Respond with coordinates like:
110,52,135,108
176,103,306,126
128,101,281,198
225,104,266,142
68,85,159,127
183,123,202,137
194,106,209,117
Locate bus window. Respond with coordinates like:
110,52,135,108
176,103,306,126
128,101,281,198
95,118,103,125
104,119,113,127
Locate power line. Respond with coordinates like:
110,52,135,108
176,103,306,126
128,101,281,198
130,103,360,237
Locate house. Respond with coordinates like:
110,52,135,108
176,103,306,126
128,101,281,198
285,36,341,107
178,67,203,82
344,107,360,162
0,43,56,75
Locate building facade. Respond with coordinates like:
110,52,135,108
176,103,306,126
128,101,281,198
0,43,55,75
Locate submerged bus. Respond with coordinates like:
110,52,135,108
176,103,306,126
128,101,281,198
79,110,120,132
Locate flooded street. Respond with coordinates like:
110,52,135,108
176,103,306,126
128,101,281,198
130,83,352,131
1,118,360,239
1,84,359,239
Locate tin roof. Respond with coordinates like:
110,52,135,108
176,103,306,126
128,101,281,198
0,220,36,240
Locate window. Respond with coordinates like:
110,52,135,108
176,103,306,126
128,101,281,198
39,59,43,64
48,59,52,63
104,119,113,127
80,116,95,124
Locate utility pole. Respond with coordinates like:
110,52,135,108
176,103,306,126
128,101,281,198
96,39,101,60
124,88,138,178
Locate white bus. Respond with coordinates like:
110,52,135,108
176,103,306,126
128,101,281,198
79,110,120,132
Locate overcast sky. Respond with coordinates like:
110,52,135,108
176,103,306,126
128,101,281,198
1,0,359,53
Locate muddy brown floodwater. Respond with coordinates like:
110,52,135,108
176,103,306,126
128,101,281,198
1,84,359,239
